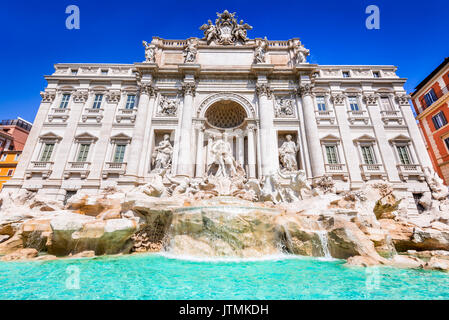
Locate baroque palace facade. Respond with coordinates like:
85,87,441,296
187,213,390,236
3,11,434,213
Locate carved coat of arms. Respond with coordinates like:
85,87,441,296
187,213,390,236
200,10,252,45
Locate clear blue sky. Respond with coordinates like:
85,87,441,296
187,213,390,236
0,0,448,123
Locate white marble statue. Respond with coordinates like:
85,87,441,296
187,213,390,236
254,38,268,64
279,135,300,172
207,133,238,177
233,20,252,42
424,167,449,200
151,134,173,172
142,41,156,63
183,39,198,63
293,43,310,64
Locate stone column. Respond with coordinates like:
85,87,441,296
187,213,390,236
195,123,205,177
139,91,157,177
256,83,278,175
397,94,433,168
7,91,56,183
247,125,257,178
177,82,196,177
364,93,401,182
298,83,325,178
237,134,245,167
126,83,155,179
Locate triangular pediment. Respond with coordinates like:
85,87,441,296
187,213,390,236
39,132,63,141
74,132,98,142
389,134,411,142
320,134,340,141
354,134,376,142
110,133,132,142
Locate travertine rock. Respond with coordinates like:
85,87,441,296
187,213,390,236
1,248,38,261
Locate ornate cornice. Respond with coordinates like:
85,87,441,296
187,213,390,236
255,84,273,99
72,90,89,103
297,84,314,97
181,82,197,97
40,91,55,103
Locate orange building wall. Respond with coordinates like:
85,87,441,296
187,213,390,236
0,152,19,189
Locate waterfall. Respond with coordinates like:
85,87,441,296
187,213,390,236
316,221,332,259
280,223,294,254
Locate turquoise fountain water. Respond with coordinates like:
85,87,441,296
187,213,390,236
1,253,449,300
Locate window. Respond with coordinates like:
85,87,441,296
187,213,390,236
125,95,136,110
325,145,339,164
380,97,393,111
432,111,447,130
0,140,3,147
71,69,78,75
60,94,70,109
113,144,126,163
342,71,350,78
396,145,411,165
0,154,6,161
14,154,20,161
316,96,326,111
92,94,103,109
373,71,380,78
40,143,55,162
444,137,449,152
348,96,359,111
101,69,108,75
361,145,376,164
7,169,13,177
424,89,438,107
76,144,91,162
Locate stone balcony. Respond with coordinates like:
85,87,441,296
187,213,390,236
397,164,425,182
325,163,348,181
25,161,53,179
81,108,104,123
64,162,91,179
347,110,370,125
380,110,403,125
360,163,387,181
116,108,137,123
48,108,70,123
315,110,336,125
102,162,127,179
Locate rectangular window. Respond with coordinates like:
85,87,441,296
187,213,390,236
125,95,136,110
101,69,108,75
361,145,376,164
348,96,359,111
444,137,449,152
92,94,103,109
316,96,326,111
342,71,350,78
373,71,380,78
40,143,55,162
396,145,411,165
76,144,91,162
14,154,20,161
0,154,6,161
424,89,438,107
432,111,448,130
113,144,126,163
380,97,393,111
7,169,13,177
71,69,78,75
60,94,70,109
325,145,339,164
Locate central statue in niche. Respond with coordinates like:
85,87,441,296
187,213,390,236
207,133,239,177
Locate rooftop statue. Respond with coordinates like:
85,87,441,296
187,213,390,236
142,40,156,63
200,10,253,45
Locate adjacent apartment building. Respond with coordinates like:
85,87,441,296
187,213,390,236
411,58,449,184
0,118,32,188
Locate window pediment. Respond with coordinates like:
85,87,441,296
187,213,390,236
389,134,411,143
110,133,132,143
39,132,63,142
320,134,340,142
74,132,98,143
354,134,376,142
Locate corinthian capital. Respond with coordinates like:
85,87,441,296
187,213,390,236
297,84,314,97
395,94,411,106
40,91,55,103
105,90,122,104
139,83,157,97
331,93,346,105
363,93,379,106
255,84,273,99
182,82,196,97
72,90,89,103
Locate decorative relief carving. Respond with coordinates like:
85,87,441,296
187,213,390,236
40,91,55,103
297,84,313,97
72,91,89,103
363,93,379,106
352,69,371,77
199,10,252,45
255,84,273,99
331,93,346,105
183,38,198,63
197,93,255,118
157,96,179,116
105,91,121,104
142,40,156,63
321,69,340,77
182,82,196,97
395,94,411,106
139,83,157,97
274,97,295,118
